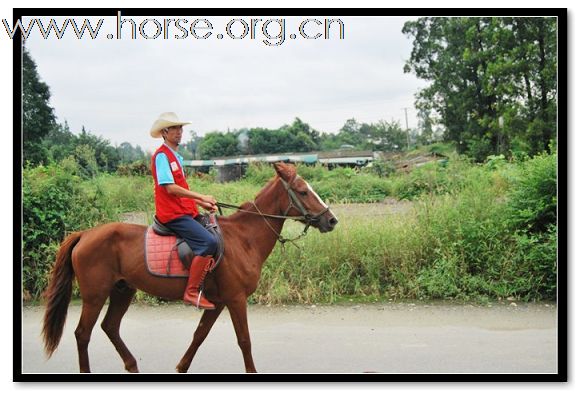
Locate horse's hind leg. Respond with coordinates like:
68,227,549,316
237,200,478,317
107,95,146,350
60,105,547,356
101,281,139,373
176,303,225,373
75,294,108,373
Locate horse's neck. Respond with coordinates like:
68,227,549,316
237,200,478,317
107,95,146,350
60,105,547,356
227,178,286,264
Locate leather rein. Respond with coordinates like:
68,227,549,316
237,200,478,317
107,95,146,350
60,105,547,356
216,176,330,248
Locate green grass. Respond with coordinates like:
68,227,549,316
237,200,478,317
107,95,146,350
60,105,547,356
22,148,558,303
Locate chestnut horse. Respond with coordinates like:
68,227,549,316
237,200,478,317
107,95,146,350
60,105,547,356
41,162,338,373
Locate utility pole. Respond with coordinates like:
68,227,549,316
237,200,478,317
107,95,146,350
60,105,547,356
403,107,410,149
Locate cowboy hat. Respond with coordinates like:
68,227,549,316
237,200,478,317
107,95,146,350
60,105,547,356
149,112,191,138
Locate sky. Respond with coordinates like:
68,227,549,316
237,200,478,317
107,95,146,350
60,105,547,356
22,14,427,152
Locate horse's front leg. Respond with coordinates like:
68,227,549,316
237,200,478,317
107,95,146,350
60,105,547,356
227,298,257,373
176,303,225,373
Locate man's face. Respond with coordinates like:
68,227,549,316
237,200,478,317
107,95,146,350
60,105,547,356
164,125,183,145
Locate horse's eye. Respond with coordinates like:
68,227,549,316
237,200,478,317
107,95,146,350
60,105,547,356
299,191,308,197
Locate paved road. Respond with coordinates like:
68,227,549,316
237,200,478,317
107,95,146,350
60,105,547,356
21,301,557,374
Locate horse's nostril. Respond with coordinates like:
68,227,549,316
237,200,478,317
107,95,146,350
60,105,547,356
329,217,338,226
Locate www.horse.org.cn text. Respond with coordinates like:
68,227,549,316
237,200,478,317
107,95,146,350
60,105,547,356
3,12,346,46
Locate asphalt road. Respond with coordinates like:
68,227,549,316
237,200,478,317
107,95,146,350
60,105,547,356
21,301,558,374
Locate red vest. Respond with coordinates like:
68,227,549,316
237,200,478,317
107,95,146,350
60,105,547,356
151,144,199,223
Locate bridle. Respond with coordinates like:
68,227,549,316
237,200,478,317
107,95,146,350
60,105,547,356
216,175,331,248
278,175,331,223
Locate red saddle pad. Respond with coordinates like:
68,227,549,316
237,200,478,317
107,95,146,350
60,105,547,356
144,227,189,278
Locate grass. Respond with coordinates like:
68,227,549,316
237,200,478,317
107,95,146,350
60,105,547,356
22,147,558,304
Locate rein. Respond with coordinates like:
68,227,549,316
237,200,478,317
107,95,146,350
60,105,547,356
215,176,330,249
216,201,311,249
216,202,304,220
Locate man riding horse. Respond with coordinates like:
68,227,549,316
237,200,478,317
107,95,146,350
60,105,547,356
150,112,218,310
42,130,338,372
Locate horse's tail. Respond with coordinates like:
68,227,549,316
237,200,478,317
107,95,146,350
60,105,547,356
42,231,83,358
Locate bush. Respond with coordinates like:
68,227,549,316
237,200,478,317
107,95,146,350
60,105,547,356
507,152,557,233
243,162,276,185
117,160,150,176
390,155,476,200
361,160,396,178
510,225,557,299
253,163,555,303
313,170,393,203
22,163,112,299
295,163,328,181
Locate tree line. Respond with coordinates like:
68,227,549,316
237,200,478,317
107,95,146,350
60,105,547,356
193,117,422,159
23,17,557,169
22,43,418,169
403,17,557,161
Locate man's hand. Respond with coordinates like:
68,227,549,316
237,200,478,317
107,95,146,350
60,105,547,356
163,184,218,212
198,195,217,213
198,200,218,213
200,194,217,206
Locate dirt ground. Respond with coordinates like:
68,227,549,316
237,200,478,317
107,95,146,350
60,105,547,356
21,301,557,374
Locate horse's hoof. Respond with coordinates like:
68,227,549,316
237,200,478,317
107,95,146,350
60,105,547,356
125,359,139,373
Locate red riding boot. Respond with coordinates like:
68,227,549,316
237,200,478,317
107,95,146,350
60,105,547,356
183,255,215,310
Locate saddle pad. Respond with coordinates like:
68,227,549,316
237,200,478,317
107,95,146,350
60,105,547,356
144,227,189,278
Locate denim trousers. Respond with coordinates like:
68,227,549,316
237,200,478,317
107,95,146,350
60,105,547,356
164,215,217,256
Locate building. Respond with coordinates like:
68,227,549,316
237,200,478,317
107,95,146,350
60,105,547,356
182,151,375,182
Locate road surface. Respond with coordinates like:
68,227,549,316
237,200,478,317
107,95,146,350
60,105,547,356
21,301,557,374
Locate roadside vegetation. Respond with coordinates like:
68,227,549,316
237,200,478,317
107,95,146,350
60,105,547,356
23,146,557,304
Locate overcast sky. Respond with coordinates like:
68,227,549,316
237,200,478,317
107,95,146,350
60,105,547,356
23,14,427,152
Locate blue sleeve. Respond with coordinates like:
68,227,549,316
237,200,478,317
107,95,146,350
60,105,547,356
154,153,175,185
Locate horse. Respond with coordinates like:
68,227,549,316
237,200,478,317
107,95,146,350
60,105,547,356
41,162,338,373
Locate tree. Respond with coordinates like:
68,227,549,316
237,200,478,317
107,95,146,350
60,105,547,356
73,144,99,177
372,120,407,151
197,131,239,158
403,17,557,160
334,118,366,148
284,117,321,148
509,18,557,154
417,108,435,145
75,127,120,172
248,127,285,154
43,120,75,162
246,119,319,154
117,141,146,163
23,47,56,165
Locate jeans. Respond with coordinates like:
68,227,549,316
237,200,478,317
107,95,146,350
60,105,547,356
164,215,218,256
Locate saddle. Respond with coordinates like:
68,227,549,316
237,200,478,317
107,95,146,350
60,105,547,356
145,214,225,278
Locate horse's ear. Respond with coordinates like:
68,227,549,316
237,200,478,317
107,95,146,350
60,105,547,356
273,162,296,182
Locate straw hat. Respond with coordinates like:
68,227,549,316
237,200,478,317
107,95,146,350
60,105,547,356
149,112,191,138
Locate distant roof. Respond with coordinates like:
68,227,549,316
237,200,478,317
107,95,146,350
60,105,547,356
183,150,374,167
317,150,373,159
184,160,214,167
319,157,371,165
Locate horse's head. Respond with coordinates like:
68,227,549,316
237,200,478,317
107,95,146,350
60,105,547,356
273,162,338,233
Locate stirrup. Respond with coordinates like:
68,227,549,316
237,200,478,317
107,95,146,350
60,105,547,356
196,290,202,308
194,288,215,310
